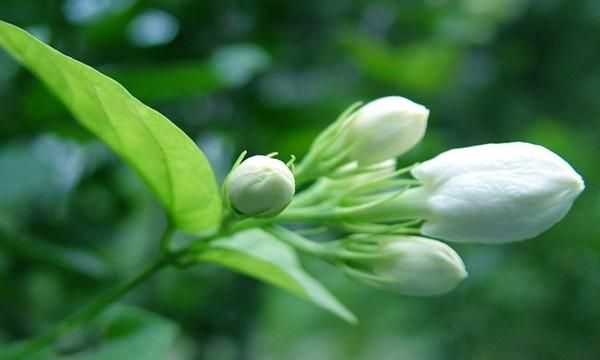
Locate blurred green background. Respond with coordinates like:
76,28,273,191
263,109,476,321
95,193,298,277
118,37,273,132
1,0,599,359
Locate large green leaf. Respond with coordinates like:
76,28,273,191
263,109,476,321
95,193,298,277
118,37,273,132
0,21,221,233
196,229,357,324
23,62,226,135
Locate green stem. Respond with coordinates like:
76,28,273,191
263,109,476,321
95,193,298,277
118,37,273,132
266,226,394,262
6,255,172,360
343,186,430,222
276,207,336,223
293,155,321,187
266,225,337,261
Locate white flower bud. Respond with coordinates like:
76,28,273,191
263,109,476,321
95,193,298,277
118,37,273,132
345,96,429,165
410,142,585,243
345,236,467,296
226,155,295,217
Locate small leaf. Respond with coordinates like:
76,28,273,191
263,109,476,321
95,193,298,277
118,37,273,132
0,21,221,233
196,229,357,324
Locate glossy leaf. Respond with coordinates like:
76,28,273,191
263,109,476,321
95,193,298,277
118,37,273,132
196,229,357,324
0,21,221,233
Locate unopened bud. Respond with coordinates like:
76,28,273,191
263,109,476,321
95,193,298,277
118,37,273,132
410,142,584,243
226,155,295,217
344,236,467,296
345,96,429,165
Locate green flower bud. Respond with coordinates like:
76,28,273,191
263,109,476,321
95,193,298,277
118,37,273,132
226,155,295,217
345,96,429,165
344,236,467,296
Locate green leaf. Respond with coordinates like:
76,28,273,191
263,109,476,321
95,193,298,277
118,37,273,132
66,305,178,360
0,306,177,360
21,63,223,139
0,21,221,233
196,229,357,324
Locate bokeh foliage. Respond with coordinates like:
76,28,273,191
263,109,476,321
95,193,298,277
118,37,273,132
1,0,599,359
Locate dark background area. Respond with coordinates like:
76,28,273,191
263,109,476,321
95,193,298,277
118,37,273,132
1,0,599,359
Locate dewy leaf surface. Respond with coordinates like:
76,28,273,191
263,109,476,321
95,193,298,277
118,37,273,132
0,20,221,232
197,229,358,324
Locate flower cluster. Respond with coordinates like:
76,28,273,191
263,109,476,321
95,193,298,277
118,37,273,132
225,96,584,296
